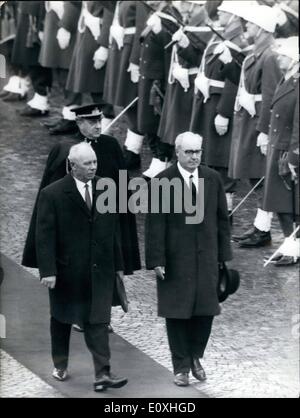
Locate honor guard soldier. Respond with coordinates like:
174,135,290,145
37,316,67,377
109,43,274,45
189,1,248,217
228,3,282,247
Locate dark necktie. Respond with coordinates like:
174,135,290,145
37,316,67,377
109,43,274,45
189,174,197,206
84,184,92,211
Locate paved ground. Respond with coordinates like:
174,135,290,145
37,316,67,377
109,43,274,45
0,77,299,398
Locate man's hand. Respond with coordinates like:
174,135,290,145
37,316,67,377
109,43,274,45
214,42,232,64
215,114,229,136
93,46,108,70
146,13,162,34
38,31,44,43
127,63,140,83
154,266,165,280
257,132,269,156
172,28,190,49
56,27,71,50
288,163,298,181
41,276,56,289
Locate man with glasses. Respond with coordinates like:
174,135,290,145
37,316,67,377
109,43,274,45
146,131,232,387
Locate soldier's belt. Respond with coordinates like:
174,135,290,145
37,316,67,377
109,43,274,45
124,27,136,35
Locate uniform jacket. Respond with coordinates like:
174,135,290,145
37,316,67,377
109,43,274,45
239,40,282,135
36,174,124,325
11,1,45,66
39,1,81,69
66,1,114,93
269,75,299,151
145,164,232,318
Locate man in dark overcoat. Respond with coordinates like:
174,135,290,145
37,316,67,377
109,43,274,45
145,131,232,387
22,103,141,276
36,141,128,391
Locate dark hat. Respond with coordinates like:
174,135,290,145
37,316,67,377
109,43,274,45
73,103,103,119
218,262,240,303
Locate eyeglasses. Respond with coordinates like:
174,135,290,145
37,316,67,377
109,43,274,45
182,149,203,156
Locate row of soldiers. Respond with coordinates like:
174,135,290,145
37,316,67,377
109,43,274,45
1,0,299,266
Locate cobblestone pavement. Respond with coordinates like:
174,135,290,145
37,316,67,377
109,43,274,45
0,349,63,398
0,80,299,398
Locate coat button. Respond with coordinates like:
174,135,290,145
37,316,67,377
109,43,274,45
143,60,147,64
275,114,280,118
273,129,277,133
93,264,98,268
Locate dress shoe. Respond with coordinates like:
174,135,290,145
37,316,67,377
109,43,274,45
191,358,206,381
274,255,299,267
0,90,10,99
94,372,128,392
174,372,189,387
124,148,141,170
238,228,271,248
232,227,257,242
19,106,49,117
72,324,84,332
263,253,283,263
2,92,27,102
49,119,78,135
52,368,68,381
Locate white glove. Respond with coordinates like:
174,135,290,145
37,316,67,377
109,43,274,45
56,27,71,50
127,63,140,83
215,114,229,136
93,46,108,70
194,72,210,102
38,31,44,43
172,64,189,92
146,13,162,34
110,24,125,49
257,132,269,155
213,42,232,64
172,28,190,49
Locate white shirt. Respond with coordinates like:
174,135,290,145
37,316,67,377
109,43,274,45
73,177,93,205
177,163,199,192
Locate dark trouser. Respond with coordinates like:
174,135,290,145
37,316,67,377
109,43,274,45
210,166,237,194
29,65,52,96
50,317,110,378
278,213,300,237
165,316,214,374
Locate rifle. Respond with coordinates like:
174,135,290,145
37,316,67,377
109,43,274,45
141,0,207,51
206,21,243,67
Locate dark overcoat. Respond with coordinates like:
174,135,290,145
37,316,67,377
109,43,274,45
36,174,124,325
228,40,282,180
189,22,247,168
39,1,81,70
22,134,141,275
263,75,299,214
11,1,45,67
103,0,137,107
66,2,113,93
145,164,233,319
